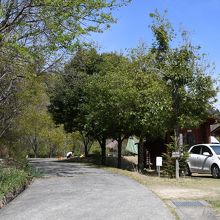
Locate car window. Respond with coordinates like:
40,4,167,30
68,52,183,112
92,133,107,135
190,146,201,154
202,146,212,155
210,145,220,155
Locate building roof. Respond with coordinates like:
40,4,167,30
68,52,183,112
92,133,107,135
211,123,220,134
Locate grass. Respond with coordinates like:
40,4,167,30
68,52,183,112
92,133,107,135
0,158,38,203
0,167,30,200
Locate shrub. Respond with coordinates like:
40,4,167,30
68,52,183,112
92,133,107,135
162,136,189,178
0,167,29,199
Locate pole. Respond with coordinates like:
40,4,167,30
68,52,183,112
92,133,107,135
157,166,160,177
176,159,179,179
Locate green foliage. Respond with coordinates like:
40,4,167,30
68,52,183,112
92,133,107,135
0,45,31,139
90,143,101,155
0,0,132,161
162,137,189,178
0,0,130,54
2,69,69,158
150,10,174,55
49,11,216,171
149,10,217,142
26,165,42,178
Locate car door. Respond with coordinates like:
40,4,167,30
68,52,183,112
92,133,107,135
198,145,213,173
188,145,202,172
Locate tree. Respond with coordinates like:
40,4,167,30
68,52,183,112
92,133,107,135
49,47,102,157
149,11,217,177
82,58,133,166
82,52,171,168
0,0,130,53
2,69,68,158
49,48,171,168
49,50,132,166
0,0,131,160
0,45,31,139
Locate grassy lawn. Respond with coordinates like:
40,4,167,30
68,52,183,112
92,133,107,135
104,167,220,215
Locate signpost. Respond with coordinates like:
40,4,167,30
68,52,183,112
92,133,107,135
172,152,180,158
156,157,162,177
172,151,180,180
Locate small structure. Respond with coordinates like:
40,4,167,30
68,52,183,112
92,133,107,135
126,136,139,155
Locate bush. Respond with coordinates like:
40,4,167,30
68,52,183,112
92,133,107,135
0,167,29,199
89,144,101,155
162,136,189,178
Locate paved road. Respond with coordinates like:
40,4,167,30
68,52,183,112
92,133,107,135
0,158,174,220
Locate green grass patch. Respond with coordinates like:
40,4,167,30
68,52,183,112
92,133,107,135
0,167,30,199
208,200,220,214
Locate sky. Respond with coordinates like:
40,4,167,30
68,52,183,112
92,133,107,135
90,0,220,109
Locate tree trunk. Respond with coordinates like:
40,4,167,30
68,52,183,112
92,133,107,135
84,144,88,157
174,125,180,179
33,142,38,158
97,136,106,165
101,141,106,165
117,140,122,168
138,136,145,173
34,146,38,158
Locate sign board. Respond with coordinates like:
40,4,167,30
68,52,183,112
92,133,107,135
156,157,162,166
172,151,180,158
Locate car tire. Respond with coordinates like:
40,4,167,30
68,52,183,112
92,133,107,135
211,164,220,178
185,164,192,176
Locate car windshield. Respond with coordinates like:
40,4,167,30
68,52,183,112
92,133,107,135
210,145,220,155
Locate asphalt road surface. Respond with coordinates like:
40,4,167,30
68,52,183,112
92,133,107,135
0,158,174,220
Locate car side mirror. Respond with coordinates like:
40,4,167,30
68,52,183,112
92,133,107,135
203,152,211,156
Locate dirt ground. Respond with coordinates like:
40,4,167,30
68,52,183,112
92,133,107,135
105,158,220,215
68,155,220,214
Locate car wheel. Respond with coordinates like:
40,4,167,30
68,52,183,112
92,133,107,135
211,165,220,178
185,164,191,176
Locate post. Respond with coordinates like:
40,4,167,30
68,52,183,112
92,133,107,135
175,133,183,180
175,159,179,179
156,157,162,177
172,151,180,179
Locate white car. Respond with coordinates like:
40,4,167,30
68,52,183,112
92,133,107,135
187,144,220,178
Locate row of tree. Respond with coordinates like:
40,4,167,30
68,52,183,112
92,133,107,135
0,1,216,170
49,11,217,171
0,0,129,159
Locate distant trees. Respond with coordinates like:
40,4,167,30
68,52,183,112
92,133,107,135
0,44,31,139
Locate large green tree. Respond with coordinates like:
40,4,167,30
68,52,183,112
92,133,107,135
150,11,216,140
84,64,171,168
50,50,134,165
49,48,102,157
82,55,134,166
149,11,217,177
